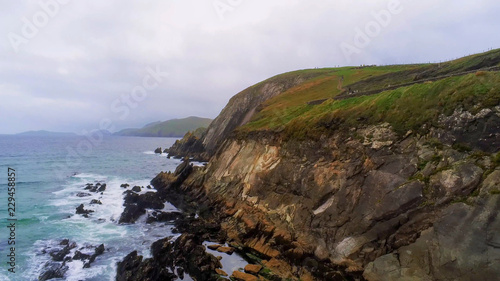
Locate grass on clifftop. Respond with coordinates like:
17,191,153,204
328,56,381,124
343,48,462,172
240,71,500,139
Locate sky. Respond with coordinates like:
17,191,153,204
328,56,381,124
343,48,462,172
1,0,499,134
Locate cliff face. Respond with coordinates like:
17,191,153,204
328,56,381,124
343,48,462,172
157,109,500,280
160,50,500,280
167,70,329,160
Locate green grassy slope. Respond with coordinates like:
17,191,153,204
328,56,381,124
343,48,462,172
116,117,213,137
237,49,500,140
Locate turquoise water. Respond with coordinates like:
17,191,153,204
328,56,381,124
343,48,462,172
0,135,183,280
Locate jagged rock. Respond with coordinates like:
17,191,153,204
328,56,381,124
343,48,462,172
90,199,102,205
98,183,106,192
145,211,184,224
131,186,142,192
75,204,94,217
50,245,71,262
73,250,91,261
119,191,164,224
154,147,162,154
121,183,130,188
84,244,106,268
117,234,222,281
38,261,69,281
116,250,176,281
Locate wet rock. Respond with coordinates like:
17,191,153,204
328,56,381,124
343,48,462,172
73,250,91,261
39,261,69,281
76,192,92,197
121,183,130,188
98,183,107,192
50,245,72,262
84,244,106,268
116,251,176,281
76,204,94,217
84,182,107,193
131,186,142,192
90,199,102,205
119,191,164,224
117,234,222,281
145,211,184,224
155,147,163,154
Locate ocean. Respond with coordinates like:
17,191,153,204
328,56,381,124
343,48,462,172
0,135,186,280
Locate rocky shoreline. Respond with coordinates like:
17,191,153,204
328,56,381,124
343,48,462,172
114,68,500,280
115,159,360,281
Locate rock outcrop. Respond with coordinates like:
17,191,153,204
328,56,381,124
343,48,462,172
155,111,500,280
167,71,325,160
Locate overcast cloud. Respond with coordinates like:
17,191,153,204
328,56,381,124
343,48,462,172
1,0,499,134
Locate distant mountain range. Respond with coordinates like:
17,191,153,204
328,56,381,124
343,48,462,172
15,130,113,137
16,130,78,137
114,116,212,137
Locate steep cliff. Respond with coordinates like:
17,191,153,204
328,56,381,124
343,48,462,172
159,49,500,280
167,69,338,160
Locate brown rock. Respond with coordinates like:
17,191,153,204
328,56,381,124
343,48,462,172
224,208,238,216
216,246,234,255
231,271,259,281
272,228,292,244
207,244,221,250
242,214,259,231
245,237,280,258
262,258,293,278
216,268,228,276
244,264,263,274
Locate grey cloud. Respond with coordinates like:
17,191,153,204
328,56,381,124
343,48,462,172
1,0,499,134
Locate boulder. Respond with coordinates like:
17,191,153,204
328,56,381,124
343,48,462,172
98,183,107,192
146,211,184,224
76,204,94,217
132,186,142,192
154,147,163,154
231,271,258,281
216,246,234,255
244,264,262,275
76,192,91,197
207,244,221,250
119,191,164,224
90,199,102,205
